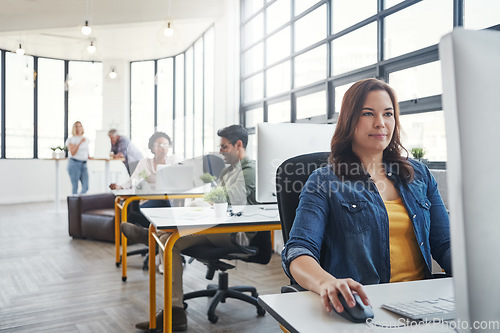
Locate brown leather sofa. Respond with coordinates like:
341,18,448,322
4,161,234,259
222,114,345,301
67,193,116,243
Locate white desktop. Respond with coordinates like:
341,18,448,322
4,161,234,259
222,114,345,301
256,122,335,203
440,27,500,329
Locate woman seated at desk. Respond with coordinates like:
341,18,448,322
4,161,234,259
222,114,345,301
110,131,178,229
281,78,452,314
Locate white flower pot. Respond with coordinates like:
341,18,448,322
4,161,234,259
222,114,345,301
214,202,228,218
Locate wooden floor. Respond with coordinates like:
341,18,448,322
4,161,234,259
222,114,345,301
0,201,288,332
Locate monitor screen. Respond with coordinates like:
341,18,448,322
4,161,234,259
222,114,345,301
440,28,500,326
256,122,335,203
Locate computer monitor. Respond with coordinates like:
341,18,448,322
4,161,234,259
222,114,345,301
256,122,335,203
155,164,195,193
440,28,500,327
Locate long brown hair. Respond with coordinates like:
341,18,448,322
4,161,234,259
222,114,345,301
329,78,414,182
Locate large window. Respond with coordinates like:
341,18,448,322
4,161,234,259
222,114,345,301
38,58,65,159
67,61,103,157
240,0,500,162
130,26,215,160
0,52,103,159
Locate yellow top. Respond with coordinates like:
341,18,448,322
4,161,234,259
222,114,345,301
384,198,426,282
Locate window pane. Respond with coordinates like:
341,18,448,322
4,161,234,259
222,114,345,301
384,0,453,59
295,44,326,88
266,0,290,33
266,27,290,66
243,73,263,104
157,58,174,139
194,39,204,157
5,53,34,158
266,61,290,97
464,0,500,30
204,28,215,154
175,54,185,158
38,58,65,159
243,13,264,49
332,0,376,33
296,90,327,120
130,61,154,155
294,4,327,52
245,107,263,128
389,61,442,102
332,22,377,75
185,48,194,159
243,42,263,76
268,100,290,123
295,0,320,16
334,82,353,114
400,111,446,161
67,61,103,157
243,0,263,21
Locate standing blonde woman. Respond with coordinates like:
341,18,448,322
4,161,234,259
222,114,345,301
66,121,90,194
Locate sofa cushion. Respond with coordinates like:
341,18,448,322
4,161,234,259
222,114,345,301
81,212,115,243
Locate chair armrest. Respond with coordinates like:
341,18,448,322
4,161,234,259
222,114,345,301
281,284,307,293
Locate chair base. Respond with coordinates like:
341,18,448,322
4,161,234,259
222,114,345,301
127,247,150,271
183,271,266,323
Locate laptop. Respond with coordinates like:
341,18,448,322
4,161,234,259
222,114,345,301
155,164,194,193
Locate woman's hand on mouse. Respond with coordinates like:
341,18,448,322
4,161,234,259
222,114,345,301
319,278,370,313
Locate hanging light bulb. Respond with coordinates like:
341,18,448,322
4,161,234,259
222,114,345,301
108,67,118,79
87,41,96,54
164,22,174,37
16,43,25,56
82,20,92,35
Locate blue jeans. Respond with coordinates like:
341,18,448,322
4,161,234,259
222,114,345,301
67,158,89,194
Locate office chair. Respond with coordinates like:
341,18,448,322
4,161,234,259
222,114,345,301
276,152,330,292
181,231,272,323
203,154,225,179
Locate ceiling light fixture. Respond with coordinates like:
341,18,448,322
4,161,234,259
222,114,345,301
82,20,92,35
16,43,25,56
87,41,96,54
164,22,174,37
108,67,118,79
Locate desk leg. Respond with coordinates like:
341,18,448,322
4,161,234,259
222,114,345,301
121,199,133,282
149,224,157,330
115,197,121,267
105,160,110,191
164,232,180,333
54,159,60,212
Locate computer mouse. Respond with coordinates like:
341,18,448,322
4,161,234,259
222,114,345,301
332,293,374,323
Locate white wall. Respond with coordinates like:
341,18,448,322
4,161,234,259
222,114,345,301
0,159,128,204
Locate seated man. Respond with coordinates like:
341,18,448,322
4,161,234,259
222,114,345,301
128,125,257,332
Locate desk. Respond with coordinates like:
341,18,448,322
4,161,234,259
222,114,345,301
112,185,210,281
142,204,281,333
258,278,455,333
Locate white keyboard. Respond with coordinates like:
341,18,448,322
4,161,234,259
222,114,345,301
382,297,455,321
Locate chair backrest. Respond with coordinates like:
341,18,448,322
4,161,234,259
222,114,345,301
276,152,330,244
203,154,225,179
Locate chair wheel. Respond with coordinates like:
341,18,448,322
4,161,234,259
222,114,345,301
208,314,218,323
122,276,127,282
257,306,266,316
142,264,148,271
115,262,120,267
183,301,188,310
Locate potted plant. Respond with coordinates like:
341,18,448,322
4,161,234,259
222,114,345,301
50,146,66,159
411,147,428,165
199,172,216,184
204,186,228,218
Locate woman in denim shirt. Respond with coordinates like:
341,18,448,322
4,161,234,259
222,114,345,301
281,78,451,314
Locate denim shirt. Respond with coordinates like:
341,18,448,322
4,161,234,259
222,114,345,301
281,159,452,285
